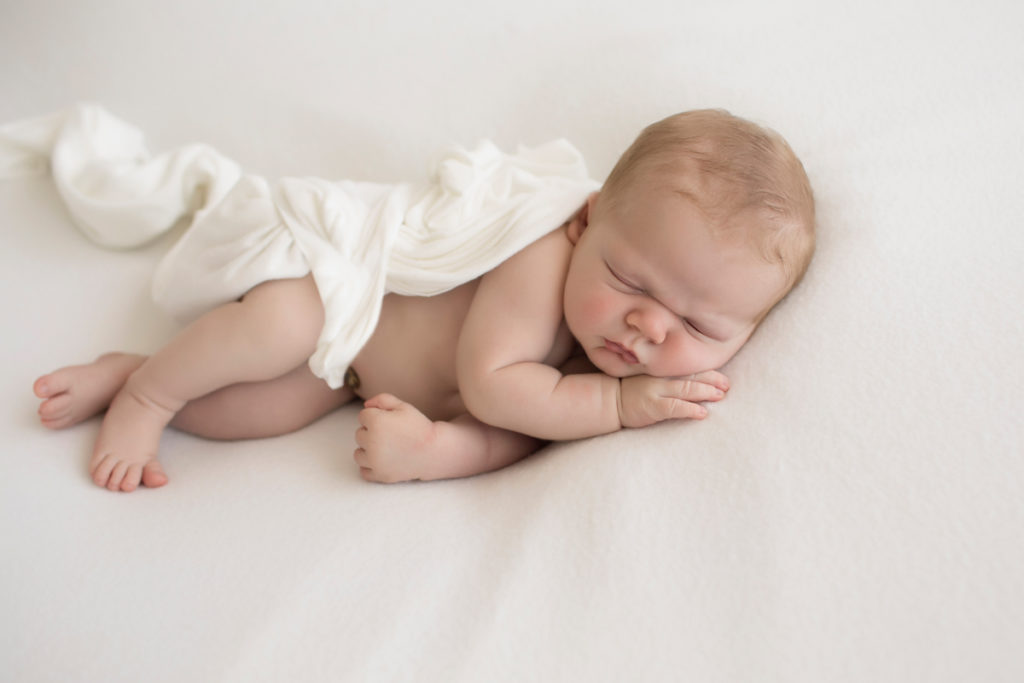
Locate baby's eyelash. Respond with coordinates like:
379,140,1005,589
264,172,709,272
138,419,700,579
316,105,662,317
607,264,645,292
685,319,720,342
624,280,645,293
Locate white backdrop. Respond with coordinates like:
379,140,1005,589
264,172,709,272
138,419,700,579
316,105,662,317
2,1,1022,681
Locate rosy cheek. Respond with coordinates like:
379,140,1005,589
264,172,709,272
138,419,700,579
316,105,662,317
583,292,617,320
569,285,616,326
665,338,698,374
660,336,719,376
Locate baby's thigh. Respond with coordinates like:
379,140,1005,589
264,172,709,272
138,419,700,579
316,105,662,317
173,363,354,440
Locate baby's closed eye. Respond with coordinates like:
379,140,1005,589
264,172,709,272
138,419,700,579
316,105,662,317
605,262,646,293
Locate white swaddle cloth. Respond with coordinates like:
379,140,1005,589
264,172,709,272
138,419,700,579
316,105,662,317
1,104,599,388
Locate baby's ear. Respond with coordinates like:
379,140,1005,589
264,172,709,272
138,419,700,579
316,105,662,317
566,191,599,245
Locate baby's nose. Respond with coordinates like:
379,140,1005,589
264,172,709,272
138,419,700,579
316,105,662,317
626,309,668,344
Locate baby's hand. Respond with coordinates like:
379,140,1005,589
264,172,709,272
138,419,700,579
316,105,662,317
354,393,438,483
617,370,729,429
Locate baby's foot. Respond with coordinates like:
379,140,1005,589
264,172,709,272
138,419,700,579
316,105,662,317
34,353,146,429
89,382,172,492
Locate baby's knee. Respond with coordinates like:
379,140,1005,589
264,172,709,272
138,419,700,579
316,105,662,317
245,276,324,338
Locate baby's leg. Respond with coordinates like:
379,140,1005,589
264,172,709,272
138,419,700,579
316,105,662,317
36,353,352,439
34,353,145,429
171,363,354,440
92,275,324,492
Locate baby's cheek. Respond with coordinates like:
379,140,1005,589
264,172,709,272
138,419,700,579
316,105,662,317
692,342,741,375
566,288,614,329
662,337,718,376
580,292,617,320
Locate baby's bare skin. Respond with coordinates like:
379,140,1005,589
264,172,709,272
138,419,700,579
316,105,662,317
33,278,571,430
35,218,736,490
35,353,143,430
352,275,578,422
35,353,169,489
352,282,482,422
33,260,583,489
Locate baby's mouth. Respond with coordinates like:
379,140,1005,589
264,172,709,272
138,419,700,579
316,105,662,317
604,339,639,365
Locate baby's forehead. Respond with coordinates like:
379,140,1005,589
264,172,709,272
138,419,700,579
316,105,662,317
612,161,737,216
616,196,787,294
608,174,738,235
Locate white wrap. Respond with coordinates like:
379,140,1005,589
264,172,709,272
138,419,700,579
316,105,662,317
1,104,598,388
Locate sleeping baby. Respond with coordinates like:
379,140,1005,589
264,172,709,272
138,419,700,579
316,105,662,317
20,107,815,490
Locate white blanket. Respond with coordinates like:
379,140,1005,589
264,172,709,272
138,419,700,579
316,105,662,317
1,104,597,388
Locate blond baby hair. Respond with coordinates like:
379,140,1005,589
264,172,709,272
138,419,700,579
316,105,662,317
600,109,816,293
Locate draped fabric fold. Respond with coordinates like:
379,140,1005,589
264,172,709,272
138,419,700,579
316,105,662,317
1,104,598,388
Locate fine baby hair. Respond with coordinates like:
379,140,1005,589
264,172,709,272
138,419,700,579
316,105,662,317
599,109,815,295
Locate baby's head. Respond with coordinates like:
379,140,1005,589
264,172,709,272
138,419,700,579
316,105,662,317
601,109,816,295
563,109,815,378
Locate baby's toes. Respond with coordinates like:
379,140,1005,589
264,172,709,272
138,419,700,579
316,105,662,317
33,371,71,399
120,464,144,492
106,460,130,491
38,394,74,427
141,461,168,488
33,375,55,399
91,453,117,487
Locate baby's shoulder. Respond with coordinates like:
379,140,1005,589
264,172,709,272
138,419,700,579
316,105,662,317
495,224,573,277
472,224,572,317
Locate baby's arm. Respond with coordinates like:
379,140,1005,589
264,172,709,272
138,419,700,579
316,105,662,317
456,229,720,440
354,394,543,483
353,367,726,483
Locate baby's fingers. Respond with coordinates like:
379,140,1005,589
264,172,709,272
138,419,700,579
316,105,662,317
668,378,727,403
660,397,709,421
354,424,369,449
364,393,405,411
686,370,730,392
353,448,383,483
353,446,371,469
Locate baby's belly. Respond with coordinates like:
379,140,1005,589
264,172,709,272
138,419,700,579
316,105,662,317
349,281,479,422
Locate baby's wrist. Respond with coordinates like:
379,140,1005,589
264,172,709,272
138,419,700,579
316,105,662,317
613,377,625,430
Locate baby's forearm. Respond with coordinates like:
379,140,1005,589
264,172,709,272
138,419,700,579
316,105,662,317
424,414,545,480
461,363,621,440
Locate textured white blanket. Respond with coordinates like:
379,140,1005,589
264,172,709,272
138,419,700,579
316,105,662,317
1,104,597,387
